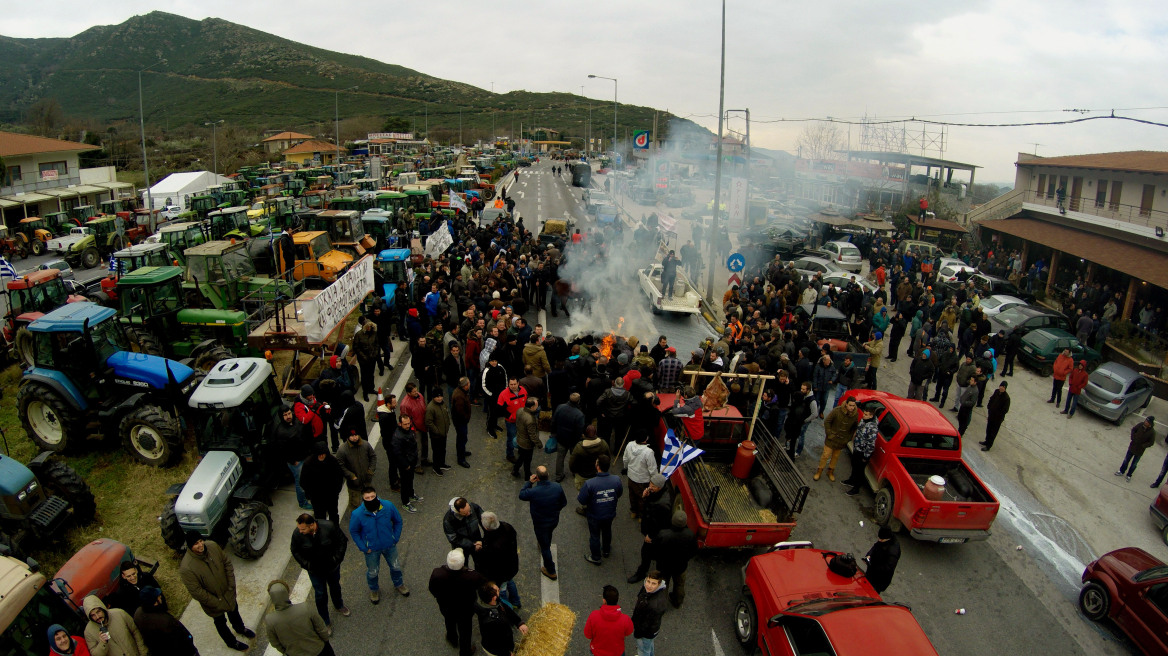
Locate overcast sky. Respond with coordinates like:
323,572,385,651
4,0,1168,182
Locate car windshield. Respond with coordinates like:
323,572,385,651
1089,372,1123,394
839,244,860,257
1026,331,1055,350
310,235,332,258
90,319,129,361
981,297,1003,310
785,593,887,616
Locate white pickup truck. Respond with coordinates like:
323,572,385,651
639,263,702,314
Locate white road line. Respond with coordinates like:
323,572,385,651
712,628,727,656
541,544,560,604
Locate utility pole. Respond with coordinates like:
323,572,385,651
706,0,727,301
459,108,463,145
138,58,165,232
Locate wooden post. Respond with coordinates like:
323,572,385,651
1123,277,1138,321
1085,261,1097,284
1045,250,1060,299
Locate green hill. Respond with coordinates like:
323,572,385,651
0,11,698,145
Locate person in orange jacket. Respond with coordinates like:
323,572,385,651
1062,360,1090,417
1047,348,1074,406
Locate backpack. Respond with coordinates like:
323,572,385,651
824,551,859,577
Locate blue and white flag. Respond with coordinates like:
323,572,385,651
660,428,704,479
448,192,468,213
0,257,17,279
107,254,123,275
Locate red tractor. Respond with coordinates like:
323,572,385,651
4,269,89,365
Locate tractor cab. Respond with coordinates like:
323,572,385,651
289,231,353,284
326,197,365,212
99,199,127,216
4,269,88,346
373,191,408,216
188,358,282,460
207,206,264,241
184,241,258,309
113,242,172,275
283,178,306,197
220,189,249,209
41,212,76,237
16,218,52,256
155,221,207,267
68,206,97,223
301,190,328,210
374,248,412,310
362,216,397,252
404,189,432,214
189,195,218,220
306,210,375,257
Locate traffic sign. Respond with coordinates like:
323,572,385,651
726,253,745,272
727,273,742,287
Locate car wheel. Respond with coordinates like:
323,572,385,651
874,486,895,526
733,594,758,652
1079,581,1110,621
1162,523,1168,546
1115,406,1131,426
1040,364,1053,377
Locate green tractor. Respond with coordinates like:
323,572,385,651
282,178,306,197
45,217,129,270
16,302,202,467
154,221,208,267
112,242,173,275
218,189,249,209
206,206,268,241
67,206,97,224
40,212,79,238
188,194,218,221
182,240,298,311
116,266,252,370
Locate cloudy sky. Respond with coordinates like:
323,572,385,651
4,0,1168,182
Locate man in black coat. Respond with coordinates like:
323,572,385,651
980,381,1011,451
106,561,164,617
291,513,350,623
134,587,197,656
653,510,698,608
478,512,522,608
627,474,674,583
519,466,567,580
429,549,487,656
864,527,901,593
391,414,422,513
443,497,485,568
299,441,345,524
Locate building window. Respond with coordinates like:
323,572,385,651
1109,180,1123,210
38,161,67,180
1036,174,1046,200
1046,176,1057,199
1140,184,1155,217
3,165,22,186
1095,180,1107,208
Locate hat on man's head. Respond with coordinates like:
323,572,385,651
184,531,203,548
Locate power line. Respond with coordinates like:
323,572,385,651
744,113,1168,129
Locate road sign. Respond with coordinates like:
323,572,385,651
727,273,742,287
726,253,745,272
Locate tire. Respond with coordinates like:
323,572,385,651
14,328,35,369
1115,406,1131,426
159,497,186,551
119,405,183,467
31,239,46,257
1040,364,1053,377
228,501,272,559
124,327,165,357
88,291,111,306
733,594,758,651
18,382,85,454
37,459,96,525
1079,581,1110,621
111,235,128,251
650,300,662,315
80,247,100,270
874,486,896,526
193,344,234,372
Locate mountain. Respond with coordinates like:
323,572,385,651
0,11,699,145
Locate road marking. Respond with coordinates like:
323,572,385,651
541,544,560,604
712,628,727,656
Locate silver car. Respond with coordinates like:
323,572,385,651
979,295,1028,318
1077,362,1154,424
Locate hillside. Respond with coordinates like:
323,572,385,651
0,11,698,145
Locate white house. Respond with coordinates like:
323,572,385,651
144,171,234,211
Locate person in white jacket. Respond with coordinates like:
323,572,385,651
623,433,658,519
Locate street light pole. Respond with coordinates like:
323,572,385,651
138,59,165,232
706,0,727,301
335,85,358,165
588,74,618,160
203,120,224,176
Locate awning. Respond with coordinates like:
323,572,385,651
908,215,967,233
71,184,108,195
0,198,19,209
982,217,1168,290
93,181,132,191
0,192,53,204
811,212,896,232
39,188,80,198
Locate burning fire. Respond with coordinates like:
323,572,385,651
598,317,625,358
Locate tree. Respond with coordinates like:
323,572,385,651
795,122,845,160
381,116,411,133
27,98,64,137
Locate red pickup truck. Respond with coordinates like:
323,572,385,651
841,390,1000,543
735,541,939,655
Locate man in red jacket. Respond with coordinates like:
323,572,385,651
584,585,633,656
1047,348,1074,407
294,385,326,443
497,377,529,464
1061,360,1090,417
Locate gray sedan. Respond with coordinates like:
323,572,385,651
1077,362,1154,424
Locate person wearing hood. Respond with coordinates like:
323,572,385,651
292,513,351,622
596,377,632,450
584,585,634,656
300,440,344,524
273,402,314,511
1116,416,1157,482
82,594,147,656
872,307,890,335
133,587,197,656
48,624,91,656
906,348,934,401
444,497,486,567
631,572,670,656
265,579,334,656
178,534,254,651
430,549,487,656
521,334,551,378
475,581,528,656
1062,360,1090,417
349,487,409,603
886,311,907,363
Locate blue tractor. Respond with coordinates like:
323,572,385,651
16,303,201,467
0,451,95,559
373,247,413,310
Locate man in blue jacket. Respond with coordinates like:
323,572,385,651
577,454,624,565
519,465,568,580
349,486,409,604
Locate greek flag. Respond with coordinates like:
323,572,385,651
0,257,16,279
108,254,123,275
660,428,704,479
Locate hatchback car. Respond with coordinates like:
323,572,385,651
936,263,977,284
790,256,844,280
967,272,1035,303
39,259,75,280
1018,328,1101,376
977,295,1027,318
989,305,1071,338
822,272,878,295
1077,362,1154,424
819,240,863,273
1080,547,1168,655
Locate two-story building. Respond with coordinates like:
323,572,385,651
261,131,312,154
283,139,347,166
0,130,134,227
971,150,1168,322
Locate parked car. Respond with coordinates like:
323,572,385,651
822,272,878,295
1018,328,1101,376
978,294,1028,319
160,205,184,220
1151,484,1168,545
895,239,941,259
989,305,1071,338
967,272,1035,303
817,240,864,273
38,259,75,280
790,256,844,280
936,263,976,284
1077,362,1154,424
736,541,939,655
1079,547,1168,655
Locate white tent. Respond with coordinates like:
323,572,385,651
142,171,234,211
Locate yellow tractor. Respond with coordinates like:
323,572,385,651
15,217,53,256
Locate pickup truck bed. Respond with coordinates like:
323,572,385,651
900,457,994,504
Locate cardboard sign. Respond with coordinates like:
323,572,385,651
303,255,374,343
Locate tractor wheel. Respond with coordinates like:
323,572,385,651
80,247,100,270
119,405,183,467
111,235,128,251
38,459,96,525
18,383,85,454
88,291,111,306
15,243,29,260
159,497,186,551
228,501,272,559
30,239,46,257
14,328,35,369
193,344,235,372
124,327,165,357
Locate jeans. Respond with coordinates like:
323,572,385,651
506,421,518,458
555,441,571,479
398,465,415,507
307,567,345,624
930,373,953,405
1152,452,1168,487
288,461,308,507
769,409,789,438
1064,394,1079,416
586,516,613,560
951,386,966,411
831,383,848,408
454,422,469,462
843,450,869,488
212,608,247,646
813,389,827,416
364,545,404,590
638,637,657,656
1118,449,1144,476
498,579,521,608
786,422,810,458
1050,379,1065,406
513,447,534,478
533,524,557,573
430,432,447,470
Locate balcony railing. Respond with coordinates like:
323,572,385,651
0,174,83,197
1024,188,1168,229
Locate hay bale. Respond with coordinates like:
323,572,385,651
516,602,577,656
758,508,778,523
